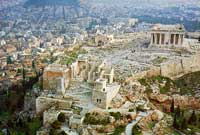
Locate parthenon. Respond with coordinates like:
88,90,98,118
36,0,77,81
150,24,185,46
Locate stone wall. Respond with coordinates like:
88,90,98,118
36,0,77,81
161,53,200,78
160,59,183,78
92,83,120,109
126,53,200,82
43,110,60,126
36,96,72,116
92,90,107,109
106,84,121,108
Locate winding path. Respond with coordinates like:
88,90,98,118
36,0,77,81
125,111,149,135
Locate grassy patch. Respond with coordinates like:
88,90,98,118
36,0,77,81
0,117,42,135
152,56,167,65
138,75,175,94
27,118,42,134
184,125,200,135
112,125,125,135
84,113,110,125
172,130,181,135
159,79,172,94
138,78,148,86
174,71,200,96
138,73,200,96
60,49,87,65
0,111,12,122
148,121,156,129
109,112,121,120
138,78,152,94
132,126,142,135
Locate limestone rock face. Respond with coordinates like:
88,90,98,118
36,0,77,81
109,116,116,123
81,128,90,135
172,95,200,109
138,110,164,131
150,93,200,110
151,110,163,121
152,115,173,135
150,93,170,103
152,120,169,135
111,94,125,108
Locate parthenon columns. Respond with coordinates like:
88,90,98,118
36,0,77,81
178,34,181,45
159,34,162,45
151,34,153,44
173,34,176,45
151,33,184,46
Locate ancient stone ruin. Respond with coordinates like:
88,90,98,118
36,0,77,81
150,24,185,46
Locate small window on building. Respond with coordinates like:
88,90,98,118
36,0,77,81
103,88,105,92
97,99,101,103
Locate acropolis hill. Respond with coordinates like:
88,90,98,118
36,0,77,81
34,24,200,135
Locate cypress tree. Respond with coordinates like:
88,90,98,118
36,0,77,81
170,99,175,113
188,110,197,125
181,118,187,129
6,56,12,64
173,114,178,129
181,110,184,118
176,105,181,118
22,68,26,80
32,60,35,69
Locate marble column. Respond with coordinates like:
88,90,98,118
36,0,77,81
178,34,181,45
159,33,162,45
166,33,170,45
181,35,184,45
157,33,160,45
173,34,176,45
170,34,173,45
151,34,153,45
155,33,157,45
162,34,165,45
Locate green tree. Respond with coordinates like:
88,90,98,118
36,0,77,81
32,60,35,69
188,110,197,125
176,105,181,118
57,113,66,123
22,68,26,80
181,110,184,118
181,118,187,129
51,120,61,129
6,56,12,64
170,99,175,113
173,114,179,129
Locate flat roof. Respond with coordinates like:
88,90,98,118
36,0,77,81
45,64,68,72
151,24,185,32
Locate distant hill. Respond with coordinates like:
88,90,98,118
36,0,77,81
0,0,25,10
24,0,80,7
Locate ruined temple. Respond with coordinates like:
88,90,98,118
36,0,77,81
150,24,185,46
37,57,121,117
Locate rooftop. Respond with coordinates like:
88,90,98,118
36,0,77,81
45,64,69,72
151,24,185,32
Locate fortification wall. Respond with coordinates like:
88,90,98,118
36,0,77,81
106,84,121,108
126,53,200,82
160,59,183,78
36,96,72,116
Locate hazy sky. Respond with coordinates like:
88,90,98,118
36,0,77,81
86,0,200,7
0,0,200,9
